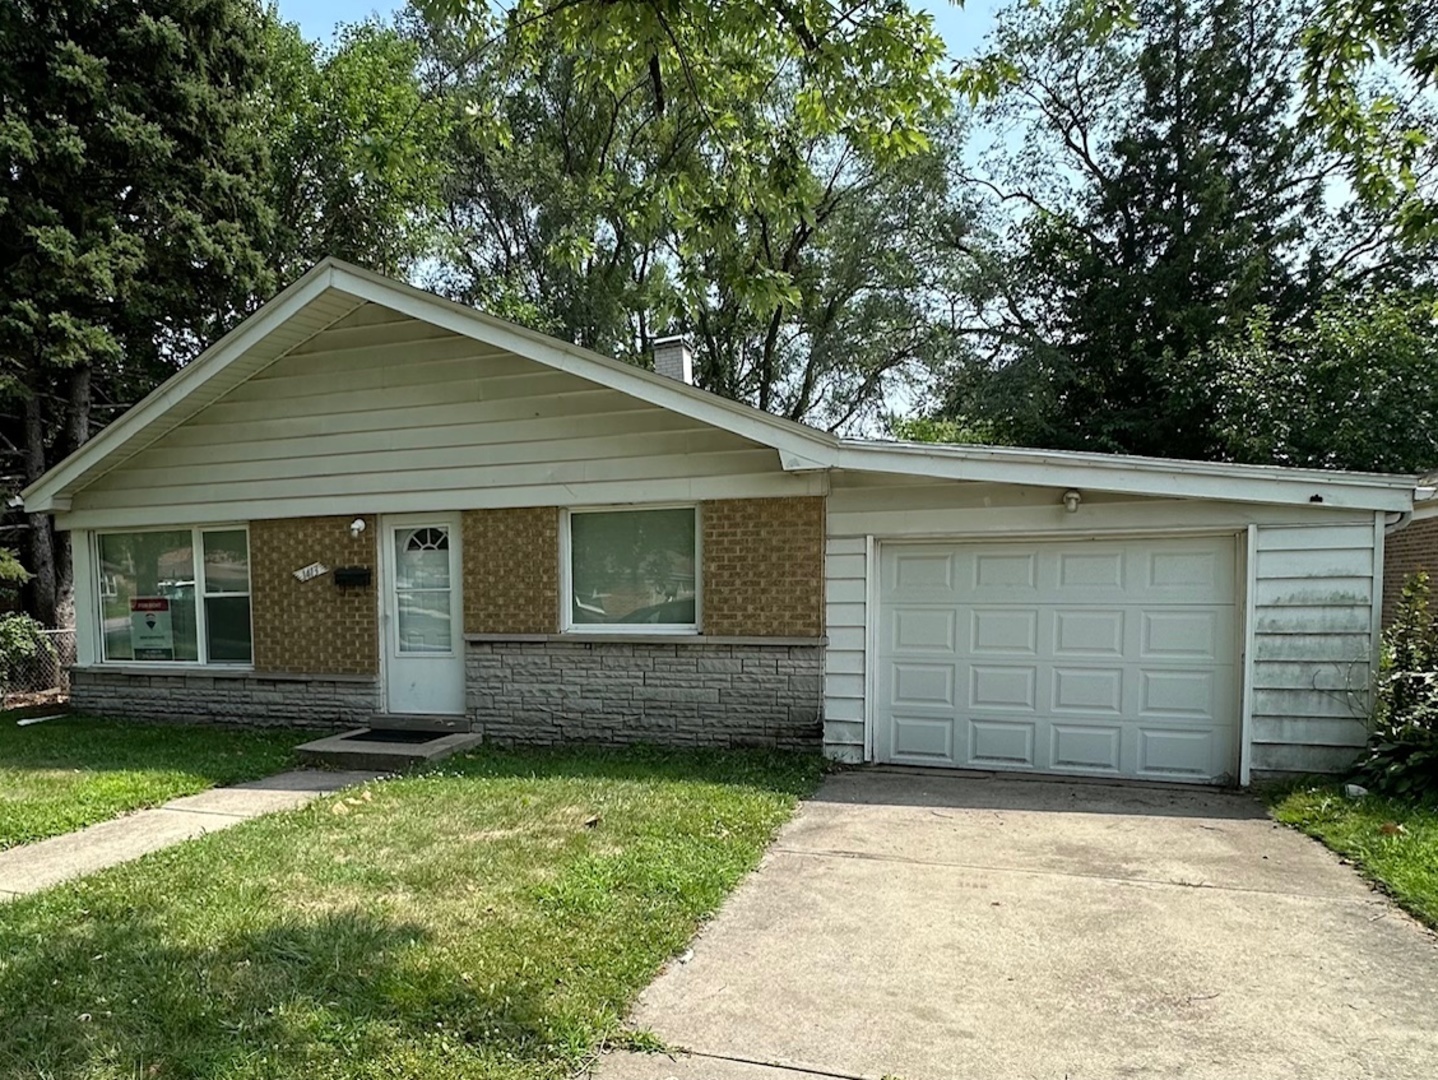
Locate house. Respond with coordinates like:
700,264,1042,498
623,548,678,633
21,259,1420,785
1381,470,1438,626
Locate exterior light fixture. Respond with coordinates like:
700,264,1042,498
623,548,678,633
350,518,367,538
1062,490,1082,513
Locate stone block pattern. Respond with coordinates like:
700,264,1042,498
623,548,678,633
1384,516,1438,626
702,497,825,637
467,641,822,749
463,507,560,634
250,515,378,674
71,669,378,728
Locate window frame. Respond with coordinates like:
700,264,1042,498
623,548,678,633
93,524,254,668
560,504,702,635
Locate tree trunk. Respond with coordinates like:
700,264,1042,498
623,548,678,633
22,390,58,627
53,365,91,629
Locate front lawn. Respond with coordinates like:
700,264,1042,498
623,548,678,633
0,745,823,1079
1269,785,1438,927
0,714,315,850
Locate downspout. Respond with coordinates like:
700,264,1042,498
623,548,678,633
1385,511,1413,535
1386,485,1433,534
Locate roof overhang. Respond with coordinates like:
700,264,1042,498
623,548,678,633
830,441,1418,512
21,257,1421,517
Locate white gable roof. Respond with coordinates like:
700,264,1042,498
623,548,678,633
22,258,1418,515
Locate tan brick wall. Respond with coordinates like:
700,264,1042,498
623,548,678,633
702,497,825,637
1383,516,1438,626
462,507,560,634
251,515,378,675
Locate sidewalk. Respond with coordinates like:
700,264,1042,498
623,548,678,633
0,769,379,900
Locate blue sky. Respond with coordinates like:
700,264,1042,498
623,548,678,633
273,1,999,59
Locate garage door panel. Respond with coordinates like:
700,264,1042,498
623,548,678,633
1050,724,1123,773
1052,667,1125,714
1139,669,1219,719
892,608,957,653
1140,609,1223,660
890,715,955,760
877,536,1240,783
1055,551,1125,591
969,665,1037,710
1136,726,1219,778
1053,609,1125,657
971,551,1039,595
892,663,955,706
1148,548,1224,590
892,551,954,591
972,609,1039,655
970,719,1036,767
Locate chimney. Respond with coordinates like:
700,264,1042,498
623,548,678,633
652,335,693,384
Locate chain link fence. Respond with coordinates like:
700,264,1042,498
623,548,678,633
2,627,75,711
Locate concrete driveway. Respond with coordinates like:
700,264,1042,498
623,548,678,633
596,770,1438,1080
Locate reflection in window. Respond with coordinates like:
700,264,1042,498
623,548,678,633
97,531,200,662
395,526,453,652
97,528,252,664
569,508,697,629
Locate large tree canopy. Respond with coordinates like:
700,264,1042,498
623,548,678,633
0,0,277,624
414,6,974,429
923,0,1427,462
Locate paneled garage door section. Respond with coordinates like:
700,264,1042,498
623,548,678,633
877,538,1239,782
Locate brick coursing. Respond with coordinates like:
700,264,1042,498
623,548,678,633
71,669,378,728
1383,516,1438,626
250,515,378,674
702,497,825,637
467,640,822,749
462,507,560,634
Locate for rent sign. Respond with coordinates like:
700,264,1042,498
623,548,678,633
130,597,174,660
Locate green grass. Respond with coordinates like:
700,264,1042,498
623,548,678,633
0,745,824,1080
1269,784,1438,927
0,714,315,850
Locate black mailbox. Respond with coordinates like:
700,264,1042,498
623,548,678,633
334,566,373,588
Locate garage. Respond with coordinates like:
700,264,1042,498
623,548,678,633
876,536,1240,782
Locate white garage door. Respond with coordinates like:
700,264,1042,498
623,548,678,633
876,537,1239,782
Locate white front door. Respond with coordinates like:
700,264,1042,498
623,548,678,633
382,514,465,716
876,536,1240,783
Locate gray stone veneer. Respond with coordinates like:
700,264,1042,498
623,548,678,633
70,668,378,728
466,639,823,749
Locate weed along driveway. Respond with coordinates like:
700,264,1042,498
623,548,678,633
598,770,1438,1080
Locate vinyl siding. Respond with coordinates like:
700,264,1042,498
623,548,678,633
823,536,867,761
62,303,822,528
1249,521,1378,776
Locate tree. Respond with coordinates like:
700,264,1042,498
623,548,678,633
1208,291,1438,473
925,0,1405,460
1300,0,1438,242
421,0,955,164
0,0,276,625
414,7,973,429
262,18,450,277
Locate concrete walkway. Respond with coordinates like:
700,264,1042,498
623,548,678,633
0,770,378,900
596,770,1438,1080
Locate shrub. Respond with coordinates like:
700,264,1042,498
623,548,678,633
1354,571,1438,798
0,611,55,694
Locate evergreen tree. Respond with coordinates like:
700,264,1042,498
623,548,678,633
0,0,276,624
932,0,1385,459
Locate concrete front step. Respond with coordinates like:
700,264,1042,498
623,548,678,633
296,728,483,772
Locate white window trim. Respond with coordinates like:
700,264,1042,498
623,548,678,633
560,504,702,634
93,523,254,669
